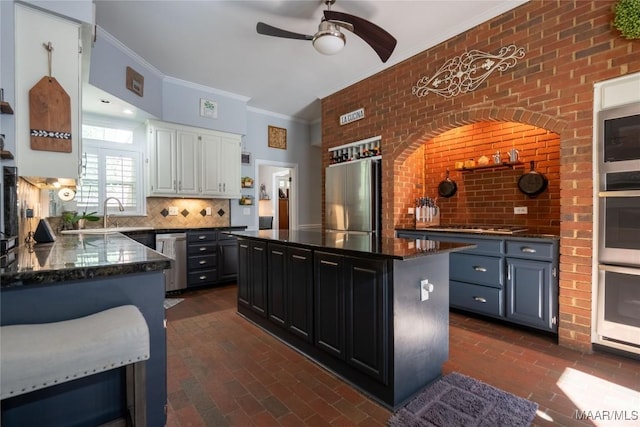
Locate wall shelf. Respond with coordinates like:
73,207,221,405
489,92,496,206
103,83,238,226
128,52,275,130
1,150,14,160
0,101,13,115
455,161,523,172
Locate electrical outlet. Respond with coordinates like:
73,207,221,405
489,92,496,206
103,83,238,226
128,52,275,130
420,279,434,301
514,206,528,214
205,207,212,216
168,206,179,216
408,207,414,215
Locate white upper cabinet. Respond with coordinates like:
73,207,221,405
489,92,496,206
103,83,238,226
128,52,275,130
147,120,241,199
14,4,83,179
200,132,241,198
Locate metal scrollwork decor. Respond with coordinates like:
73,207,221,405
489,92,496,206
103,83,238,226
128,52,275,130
412,45,525,99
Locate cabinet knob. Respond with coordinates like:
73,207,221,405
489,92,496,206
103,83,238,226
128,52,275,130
473,266,487,272
473,296,487,303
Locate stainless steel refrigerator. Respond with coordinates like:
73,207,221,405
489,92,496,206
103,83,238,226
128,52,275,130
325,159,381,235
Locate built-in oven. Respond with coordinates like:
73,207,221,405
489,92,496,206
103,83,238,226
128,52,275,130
596,264,640,349
596,101,640,354
598,170,640,266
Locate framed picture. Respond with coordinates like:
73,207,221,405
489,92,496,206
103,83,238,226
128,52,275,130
241,152,252,165
268,125,287,150
200,98,218,118
126,66,144,97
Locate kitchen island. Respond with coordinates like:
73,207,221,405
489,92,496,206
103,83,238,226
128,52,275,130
228,229,473,409
0,233,170,427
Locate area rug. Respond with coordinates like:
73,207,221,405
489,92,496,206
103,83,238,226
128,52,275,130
388,372,538,427
163,298,184,310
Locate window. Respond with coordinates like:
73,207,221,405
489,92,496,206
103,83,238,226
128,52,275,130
77,122,146,215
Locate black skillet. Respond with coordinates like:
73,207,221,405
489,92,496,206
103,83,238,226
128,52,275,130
518,161,548,197
438,169,457,198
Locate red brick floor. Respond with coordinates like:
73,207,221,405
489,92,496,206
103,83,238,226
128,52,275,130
165,284,640,426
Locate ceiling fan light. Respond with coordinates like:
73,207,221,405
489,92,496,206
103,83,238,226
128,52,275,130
313,22,345,55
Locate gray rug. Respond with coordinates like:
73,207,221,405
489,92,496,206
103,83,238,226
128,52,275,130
164,298,184,309
388,372,538,427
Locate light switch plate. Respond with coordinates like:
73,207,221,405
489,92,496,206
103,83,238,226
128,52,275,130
205,207,212,216
168,206,178,216
514,206,528,214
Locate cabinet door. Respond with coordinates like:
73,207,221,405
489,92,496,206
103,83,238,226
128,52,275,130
287,247,313,342
506,258,555,331
218,136,241,198
237,241,251,308
344,256,388,384
176,130,200,195
148,124,177,195
268,243,287,327
200,133,222,196
218,239,239,282
314,251,345,359
15,5,82,179
250,241,268,317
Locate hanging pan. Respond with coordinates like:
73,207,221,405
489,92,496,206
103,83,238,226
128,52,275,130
438,169,457,198
518,161,548,197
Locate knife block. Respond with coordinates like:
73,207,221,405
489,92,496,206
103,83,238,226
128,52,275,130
415,207,440,229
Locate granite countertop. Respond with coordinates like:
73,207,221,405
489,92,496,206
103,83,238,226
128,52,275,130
1,234,171,289
226,230,474,260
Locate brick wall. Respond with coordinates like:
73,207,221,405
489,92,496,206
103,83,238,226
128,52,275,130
394,121,561,235
321,0,640,351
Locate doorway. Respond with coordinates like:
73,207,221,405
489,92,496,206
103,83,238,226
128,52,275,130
255,160,297,230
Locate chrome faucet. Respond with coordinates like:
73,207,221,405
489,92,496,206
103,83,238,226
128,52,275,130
103,197,125,228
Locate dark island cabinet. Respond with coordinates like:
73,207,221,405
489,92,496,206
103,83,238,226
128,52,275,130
268,243,313,342
314,251,389,384
237,239,267,316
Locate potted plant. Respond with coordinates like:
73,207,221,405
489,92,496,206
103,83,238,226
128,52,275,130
62,210,101,230
614,0,640,39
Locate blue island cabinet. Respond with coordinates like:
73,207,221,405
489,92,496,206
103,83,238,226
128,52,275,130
232,230,471,409
1,271,167,427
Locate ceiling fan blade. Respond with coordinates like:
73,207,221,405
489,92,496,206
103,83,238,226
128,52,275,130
324,10,397,62
256,22,313,41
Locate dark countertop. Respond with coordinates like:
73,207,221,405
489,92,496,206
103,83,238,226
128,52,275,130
1,233,171,289
395,228,560,240
226,230,474,260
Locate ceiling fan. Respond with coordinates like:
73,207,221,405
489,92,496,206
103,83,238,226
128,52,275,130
256,0,397,63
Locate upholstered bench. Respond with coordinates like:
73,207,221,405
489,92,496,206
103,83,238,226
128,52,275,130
0,305,150,426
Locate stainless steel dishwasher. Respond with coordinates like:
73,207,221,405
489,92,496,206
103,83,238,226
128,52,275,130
155,233,187,293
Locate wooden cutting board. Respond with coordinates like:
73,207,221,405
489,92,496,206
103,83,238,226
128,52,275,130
29,76,72,153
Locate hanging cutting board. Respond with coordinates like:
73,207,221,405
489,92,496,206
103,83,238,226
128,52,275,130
29,76,72,153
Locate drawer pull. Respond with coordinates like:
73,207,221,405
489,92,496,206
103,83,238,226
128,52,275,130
473,296,487,303
199,260,207,265
198,235,207,240
199,275,207,280
199,247,207,252
473,266,487,272
521,247,536,253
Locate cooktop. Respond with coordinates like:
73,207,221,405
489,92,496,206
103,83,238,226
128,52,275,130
424,224,528,235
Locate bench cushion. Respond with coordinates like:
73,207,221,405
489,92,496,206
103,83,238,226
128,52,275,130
1,305,149,400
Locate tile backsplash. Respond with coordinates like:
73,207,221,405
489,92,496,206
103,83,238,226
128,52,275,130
45,197,231,234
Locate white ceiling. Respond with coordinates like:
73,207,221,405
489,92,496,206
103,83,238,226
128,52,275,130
88,0,527,123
